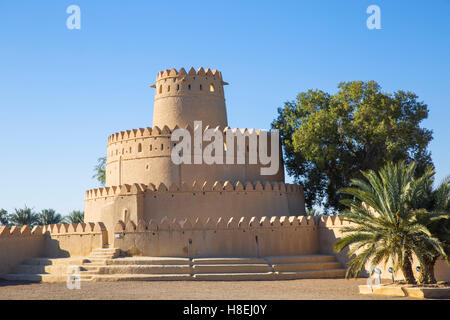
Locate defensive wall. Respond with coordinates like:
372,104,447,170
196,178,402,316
84,181,306,244
113,215,319,257
0,223,107,276
1,217,448,281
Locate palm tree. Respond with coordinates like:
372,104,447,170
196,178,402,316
38,209,64,225
0,209,10,227
9,206,39,227
92,157,106,186
65,210,84,223
334,161,445,284
306,208,322,216
412,174,450,283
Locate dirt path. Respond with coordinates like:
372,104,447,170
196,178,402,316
0,278,416,300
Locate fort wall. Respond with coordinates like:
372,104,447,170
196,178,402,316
2,217,448,281
0,223,107,275
84,181,306,244
105,126,284,187
43,222,107,258
0,226,45,275
113,216,319,257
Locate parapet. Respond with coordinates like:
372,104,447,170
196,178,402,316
85,180,303,201
42,222,106,235
155,67,226,83
317,216,353,228
114,215,319,233
0,222,107,237
107,125,274,145
0,225,44,237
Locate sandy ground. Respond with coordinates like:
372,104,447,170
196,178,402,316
0,278,417,300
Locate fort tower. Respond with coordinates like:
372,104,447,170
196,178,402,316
151,67,228,129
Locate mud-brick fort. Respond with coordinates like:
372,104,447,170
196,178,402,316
0,67,448,282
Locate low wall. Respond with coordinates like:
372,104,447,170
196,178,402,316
0,226,46,275
318,216,354,269
0,222,108,275
43,222,108,258
113,216,319,257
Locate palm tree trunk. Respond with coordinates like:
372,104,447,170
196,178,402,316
401,254,416,284
419,256,438,284
425,257,437,284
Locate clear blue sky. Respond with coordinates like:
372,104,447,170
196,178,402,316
0,1,449,215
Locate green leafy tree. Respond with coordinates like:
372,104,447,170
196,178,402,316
0,209,10,227
272,81,433,213
38,209,64,225
9,206,39,227
93,157,106,186
334,161,444,284
65,210,84,223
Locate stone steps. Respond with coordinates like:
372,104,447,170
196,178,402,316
193,272,275,281
88,248,120,260
272,262,343,272
275,268,347,280
1,253,346,282
90,274,192,282
266,255,337,264
192,257,268,265
21,257,89,265
193,264,272,273
104,257,190,265
93,265,192,275
12,264,75,274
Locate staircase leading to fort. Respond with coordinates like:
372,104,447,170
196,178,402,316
2,251,346,282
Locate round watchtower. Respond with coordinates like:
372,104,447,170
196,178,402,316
151,67,228,128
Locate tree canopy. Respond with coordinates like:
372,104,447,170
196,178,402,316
93,157,106,186
272,81,433,212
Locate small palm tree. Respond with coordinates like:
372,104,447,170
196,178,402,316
65,210,84,223
334,161,445,284
9,206,39,227
92,157,106,186
0,209,10,227
412,174,450,283
38,209,64,225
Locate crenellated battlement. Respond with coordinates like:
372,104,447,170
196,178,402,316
85,180,302,201
155,67,224,82
0,225,44,237
152,67,228,103
0,222,107,237
318,216,352,228
113,215,351,233
114,215,319,233
42,222,106,234
107,125,273,145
